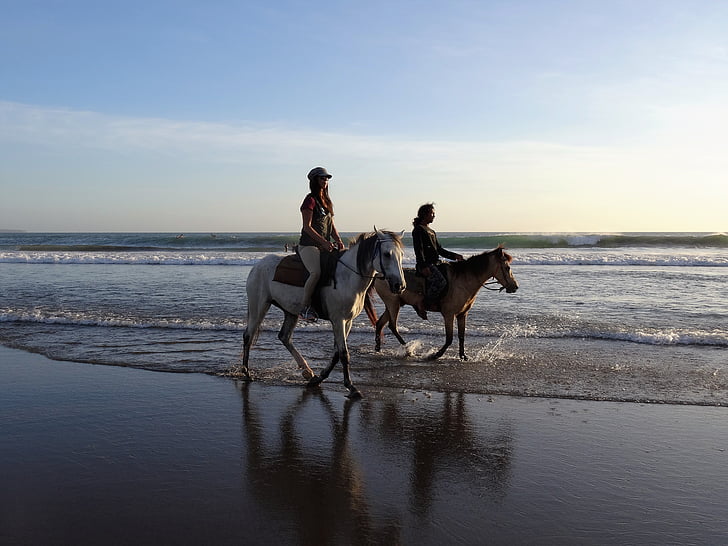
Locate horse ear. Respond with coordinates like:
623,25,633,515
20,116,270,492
374,225,380,234
399,230,404,237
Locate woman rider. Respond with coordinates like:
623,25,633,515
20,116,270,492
412,203,463,318
298,167,345,321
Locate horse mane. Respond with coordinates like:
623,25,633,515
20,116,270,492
350,230,403,274
450,244,512,278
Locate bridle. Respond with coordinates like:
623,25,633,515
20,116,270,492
482,257,511,292
336,235,395,282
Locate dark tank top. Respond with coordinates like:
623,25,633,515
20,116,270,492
299,194,332,247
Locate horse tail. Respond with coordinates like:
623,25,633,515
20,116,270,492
363,285,378,327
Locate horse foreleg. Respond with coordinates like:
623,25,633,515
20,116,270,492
456,312,468,361
277,311,315,381
308,350,339,388
312,320,360,398
429,314,455,360
340,320,361,398
340,349,361,399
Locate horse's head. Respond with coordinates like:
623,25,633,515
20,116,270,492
492,246,518,293
371,228,406,294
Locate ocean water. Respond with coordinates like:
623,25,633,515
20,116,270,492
1,232,726,405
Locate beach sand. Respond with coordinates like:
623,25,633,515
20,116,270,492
2,345,727,545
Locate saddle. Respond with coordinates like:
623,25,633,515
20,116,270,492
272,250,341,320
405,264,449,311
272,249,340,288
403,269,426,295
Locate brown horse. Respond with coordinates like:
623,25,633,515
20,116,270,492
368,246,518,361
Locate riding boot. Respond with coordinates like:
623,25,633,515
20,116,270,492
424,293,441,313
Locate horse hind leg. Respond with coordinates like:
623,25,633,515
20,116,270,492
241,305,269,380
239,329,254,380
239,267,273,379
240,324,260,381
386,304,407,347
374,309,390,351
277,311,315,380
375,305,406,352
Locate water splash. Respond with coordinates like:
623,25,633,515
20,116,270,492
477,324,535,363
400,340,423,358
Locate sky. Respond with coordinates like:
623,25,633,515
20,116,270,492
1,0,727,233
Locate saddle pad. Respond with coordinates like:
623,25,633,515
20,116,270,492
273,255,308,287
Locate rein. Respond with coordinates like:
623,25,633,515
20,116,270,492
337,256,378,280
482,280,504,292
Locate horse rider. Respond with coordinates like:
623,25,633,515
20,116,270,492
298,167,346,321
412,203,463,318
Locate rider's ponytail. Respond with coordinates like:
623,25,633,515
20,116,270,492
413,203,434,227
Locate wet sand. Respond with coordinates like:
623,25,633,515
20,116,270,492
2,345,727,545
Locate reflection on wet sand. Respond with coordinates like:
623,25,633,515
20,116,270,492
3,347,727,544
237,383,513,543
368,392,513,516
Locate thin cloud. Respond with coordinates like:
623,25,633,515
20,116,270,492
0,100,613,170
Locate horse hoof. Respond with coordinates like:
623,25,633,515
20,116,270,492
235,369,252,382
460,354,469,362
346,388,362,400
307,376,322,388
301,367,315,380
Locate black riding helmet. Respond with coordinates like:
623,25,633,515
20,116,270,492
307,167,332,181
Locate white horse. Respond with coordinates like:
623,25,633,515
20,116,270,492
241,229,405,398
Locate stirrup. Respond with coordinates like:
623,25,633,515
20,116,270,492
299,306,318,321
